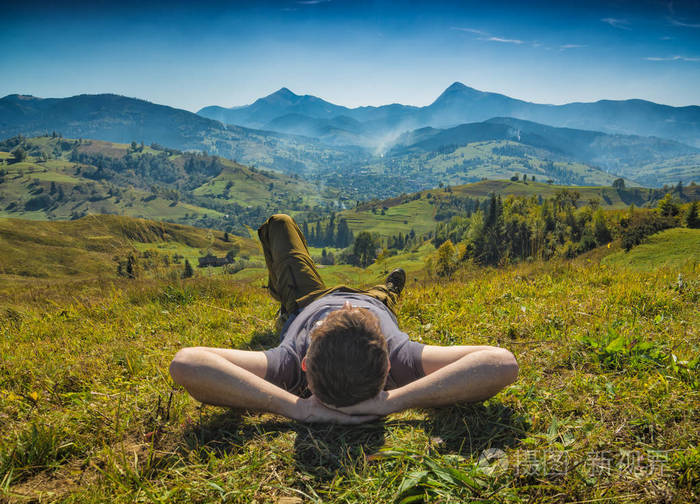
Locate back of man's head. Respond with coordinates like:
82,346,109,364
306,307,389,407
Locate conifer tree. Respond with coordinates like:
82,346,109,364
12,146,26,163
336,218,353,248
315,221,323,246
474,194,505,266
126,254,137,279
325,214,336,245
308,222,315,245
685,201,700,229
183,259,194,278
657,193,680,217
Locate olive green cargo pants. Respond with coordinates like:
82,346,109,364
257,214,397,327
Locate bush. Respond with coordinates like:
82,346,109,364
24,194,52,211
320,249,335,265
657,193,680,217
435,240,458,277
11,146,27,163
352,232,380,268
224,258,264,274
577,228,597,254
592,208,612,245
620,211,676,251
558,240,578,259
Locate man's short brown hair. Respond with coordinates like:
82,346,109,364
306,307,389,407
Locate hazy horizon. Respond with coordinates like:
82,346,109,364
2,0,700,112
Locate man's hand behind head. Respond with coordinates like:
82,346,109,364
333,390,394,417
294,395,379,424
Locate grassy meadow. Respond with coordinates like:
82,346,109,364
0,215,257,279
1,226,699,503
602,228,700,271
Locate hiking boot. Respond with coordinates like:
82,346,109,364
385,268,406,296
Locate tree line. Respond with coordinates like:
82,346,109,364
302,214,354,248
430,189,699,276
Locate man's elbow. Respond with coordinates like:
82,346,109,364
169,347,198,386
500,349,519,385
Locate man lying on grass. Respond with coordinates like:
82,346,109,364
170,214,518,423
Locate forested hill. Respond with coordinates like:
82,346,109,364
393,117,696,162
0,94,364,177
387,117,699,187
0,136,341,235
333,178,700,242
0,94,221,149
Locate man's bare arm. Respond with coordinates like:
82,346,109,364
169,347,377,424
337,345,518,416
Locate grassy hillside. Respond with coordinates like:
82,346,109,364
191,160,330,208
342,198,437,237
0,215,257,279
447,179,641,203
1,253,697,502
0,212,438,289
0,157,224,222
0,136,341,233
602,228,700,270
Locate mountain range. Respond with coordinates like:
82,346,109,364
0,93,363,176
1,84,699,191
198,82,700,149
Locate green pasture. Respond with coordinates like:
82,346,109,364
0,215,259,279
602,228,700,270
342,199,436,238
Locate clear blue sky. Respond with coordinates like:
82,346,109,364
1,0,699,111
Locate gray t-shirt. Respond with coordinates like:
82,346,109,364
264,292,425,396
